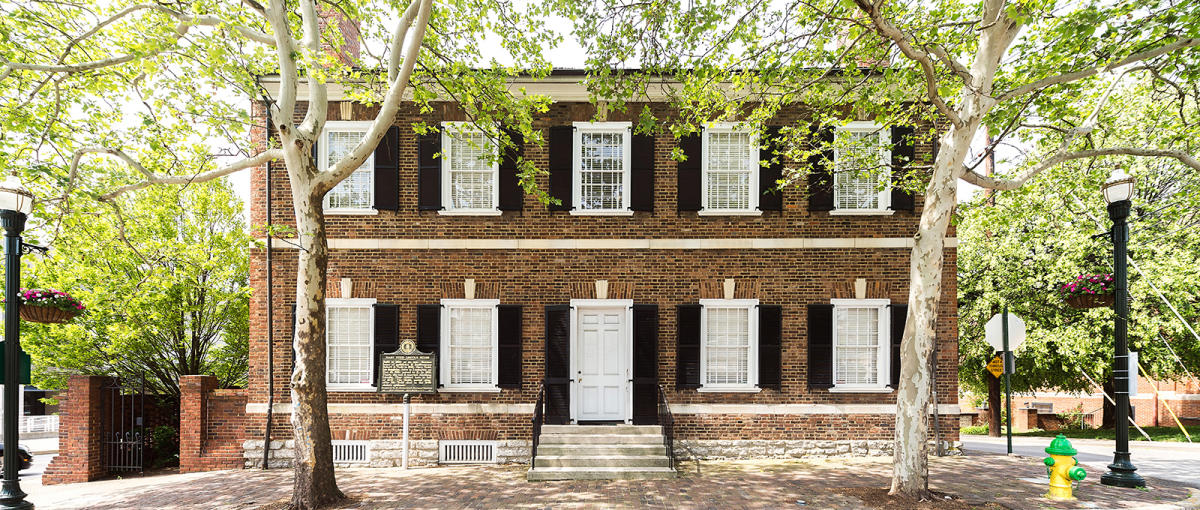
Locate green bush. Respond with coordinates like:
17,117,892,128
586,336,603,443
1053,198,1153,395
149,425,179,469
960,425,989,435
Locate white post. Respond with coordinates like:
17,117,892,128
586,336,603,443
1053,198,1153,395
402,393,410,469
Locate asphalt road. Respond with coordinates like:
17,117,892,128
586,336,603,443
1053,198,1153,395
962,434,1200,488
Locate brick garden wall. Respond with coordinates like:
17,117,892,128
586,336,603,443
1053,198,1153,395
44,376,108,485
180,375,249,473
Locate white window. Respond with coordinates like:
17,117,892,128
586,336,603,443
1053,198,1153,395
321,121,375,214
441,123,500,215
699,299,759,392
701,124,760,215
832,122,892,214
326,298,376,391
830,298,890,392
572,122,632,215
440,299,500,391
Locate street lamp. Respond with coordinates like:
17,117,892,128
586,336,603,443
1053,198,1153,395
0,173,34,510
1099,168,1145,489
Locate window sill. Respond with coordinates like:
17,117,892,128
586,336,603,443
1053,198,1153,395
438,209,503,216
697,210,763,216
697,386,761,393
828,386,894,393
569,209,636,216
325,209,380,216
828,209,895,216
327,384,376,392
438,386,502,393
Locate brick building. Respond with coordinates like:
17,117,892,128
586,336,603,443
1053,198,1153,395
245,73,960,477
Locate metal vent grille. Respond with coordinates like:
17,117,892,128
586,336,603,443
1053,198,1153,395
332,440,369,463
439,440,497,464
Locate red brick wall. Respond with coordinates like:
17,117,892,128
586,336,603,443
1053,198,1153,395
180,375,249,473
44,375,108,485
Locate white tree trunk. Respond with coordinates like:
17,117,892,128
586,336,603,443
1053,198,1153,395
890,121,975,496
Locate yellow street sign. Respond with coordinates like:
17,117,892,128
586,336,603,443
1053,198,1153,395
986,355,1004,378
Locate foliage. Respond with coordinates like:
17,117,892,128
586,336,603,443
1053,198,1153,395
1058,275,1115,298
19,181,251,396
4,288,87,313
960,425,989,435
149,425,180,469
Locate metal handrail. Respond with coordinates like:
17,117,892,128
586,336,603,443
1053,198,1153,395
657,384,675,470
530,382,545,466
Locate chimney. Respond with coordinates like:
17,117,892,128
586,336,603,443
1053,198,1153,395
318,8,361,66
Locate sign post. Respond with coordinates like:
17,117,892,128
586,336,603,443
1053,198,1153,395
986,309,1026,455
378,339,437,469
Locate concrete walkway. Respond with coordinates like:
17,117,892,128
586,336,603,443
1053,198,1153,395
963,434,1200,488
19,453,1200,509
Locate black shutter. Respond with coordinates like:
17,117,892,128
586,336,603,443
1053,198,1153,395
677,134,702,211
416,304,441,386
890,304,908,389
372,304,400,387
676,304,702,389
806,304,834,389
544,305,571,424
373,126,401,211
630,133,655,212
417,130,442,210
890,126,916,211
497,304,523,389
547,126,573,211
758,126,783,211
807,126,835,211
757,305,783,390
498,129,524,211
311,137,319,164
632,304,659,425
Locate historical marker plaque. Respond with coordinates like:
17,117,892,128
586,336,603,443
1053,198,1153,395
377,339,436,394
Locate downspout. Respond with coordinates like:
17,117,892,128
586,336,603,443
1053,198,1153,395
261,96,275,469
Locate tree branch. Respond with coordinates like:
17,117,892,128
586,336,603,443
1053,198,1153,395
960,147,1200,190
996,37,1200,102
388,0,423,84
298,0,328,139
66,147,281,200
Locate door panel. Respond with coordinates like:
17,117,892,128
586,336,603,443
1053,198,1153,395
574,308,629,421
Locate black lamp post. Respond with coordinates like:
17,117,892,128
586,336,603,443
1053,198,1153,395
0,174,34,510
1099,168,1145,489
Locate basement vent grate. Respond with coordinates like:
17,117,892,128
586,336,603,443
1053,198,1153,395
439,440,497,464
332,440,369,463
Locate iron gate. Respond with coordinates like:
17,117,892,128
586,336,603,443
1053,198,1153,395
101,377,145,474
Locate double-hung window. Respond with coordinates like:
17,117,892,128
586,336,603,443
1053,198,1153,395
440,299,500,391
701,124,759,214
441,122,500,215
830,298,890,391
699,299,759,392
321,121,375,214
573,122,632,215
832,122,891,214
326,298,376,391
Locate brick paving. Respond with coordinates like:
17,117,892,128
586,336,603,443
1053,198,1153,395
24,453,1200,509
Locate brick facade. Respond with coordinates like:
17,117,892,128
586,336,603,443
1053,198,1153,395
242,94,961,465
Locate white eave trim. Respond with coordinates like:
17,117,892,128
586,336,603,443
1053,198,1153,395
260,237,959,250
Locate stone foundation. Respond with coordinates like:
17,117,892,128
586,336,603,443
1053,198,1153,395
242,439,532,468
674,439,895,460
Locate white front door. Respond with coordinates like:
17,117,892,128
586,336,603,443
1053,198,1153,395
572,307,629,422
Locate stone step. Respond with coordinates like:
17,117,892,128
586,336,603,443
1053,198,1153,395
541,425,662,435
535,444,666,457
526,466,677,481
539,433,663,445
533,455,671,468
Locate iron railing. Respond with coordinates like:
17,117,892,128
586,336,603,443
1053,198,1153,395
530,382,545,466
657,384,675,470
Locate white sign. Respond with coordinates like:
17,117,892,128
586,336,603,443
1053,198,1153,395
985,313,1026,352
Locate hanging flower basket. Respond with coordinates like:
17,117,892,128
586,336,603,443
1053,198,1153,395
1059,274,1115,310
4,288,86,324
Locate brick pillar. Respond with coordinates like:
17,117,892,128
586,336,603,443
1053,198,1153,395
43,375,111,485
179,375,218,473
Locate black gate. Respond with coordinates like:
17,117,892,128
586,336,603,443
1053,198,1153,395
101,377,145,474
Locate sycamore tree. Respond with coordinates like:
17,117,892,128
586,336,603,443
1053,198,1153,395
1,0,561,507
958,83,1200,428
562,0,1200,497
22,181,251,396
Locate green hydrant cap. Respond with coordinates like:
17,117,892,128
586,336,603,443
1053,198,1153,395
1044,434,1078,456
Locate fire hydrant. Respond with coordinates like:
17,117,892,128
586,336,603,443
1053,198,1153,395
1043,434,1087,500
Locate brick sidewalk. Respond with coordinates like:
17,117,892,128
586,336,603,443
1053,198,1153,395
24,452,1200,509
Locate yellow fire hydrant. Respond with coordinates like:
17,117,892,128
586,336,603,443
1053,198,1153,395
1043,434,1087,500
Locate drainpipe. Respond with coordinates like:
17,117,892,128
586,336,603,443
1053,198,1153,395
261,96,275,469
